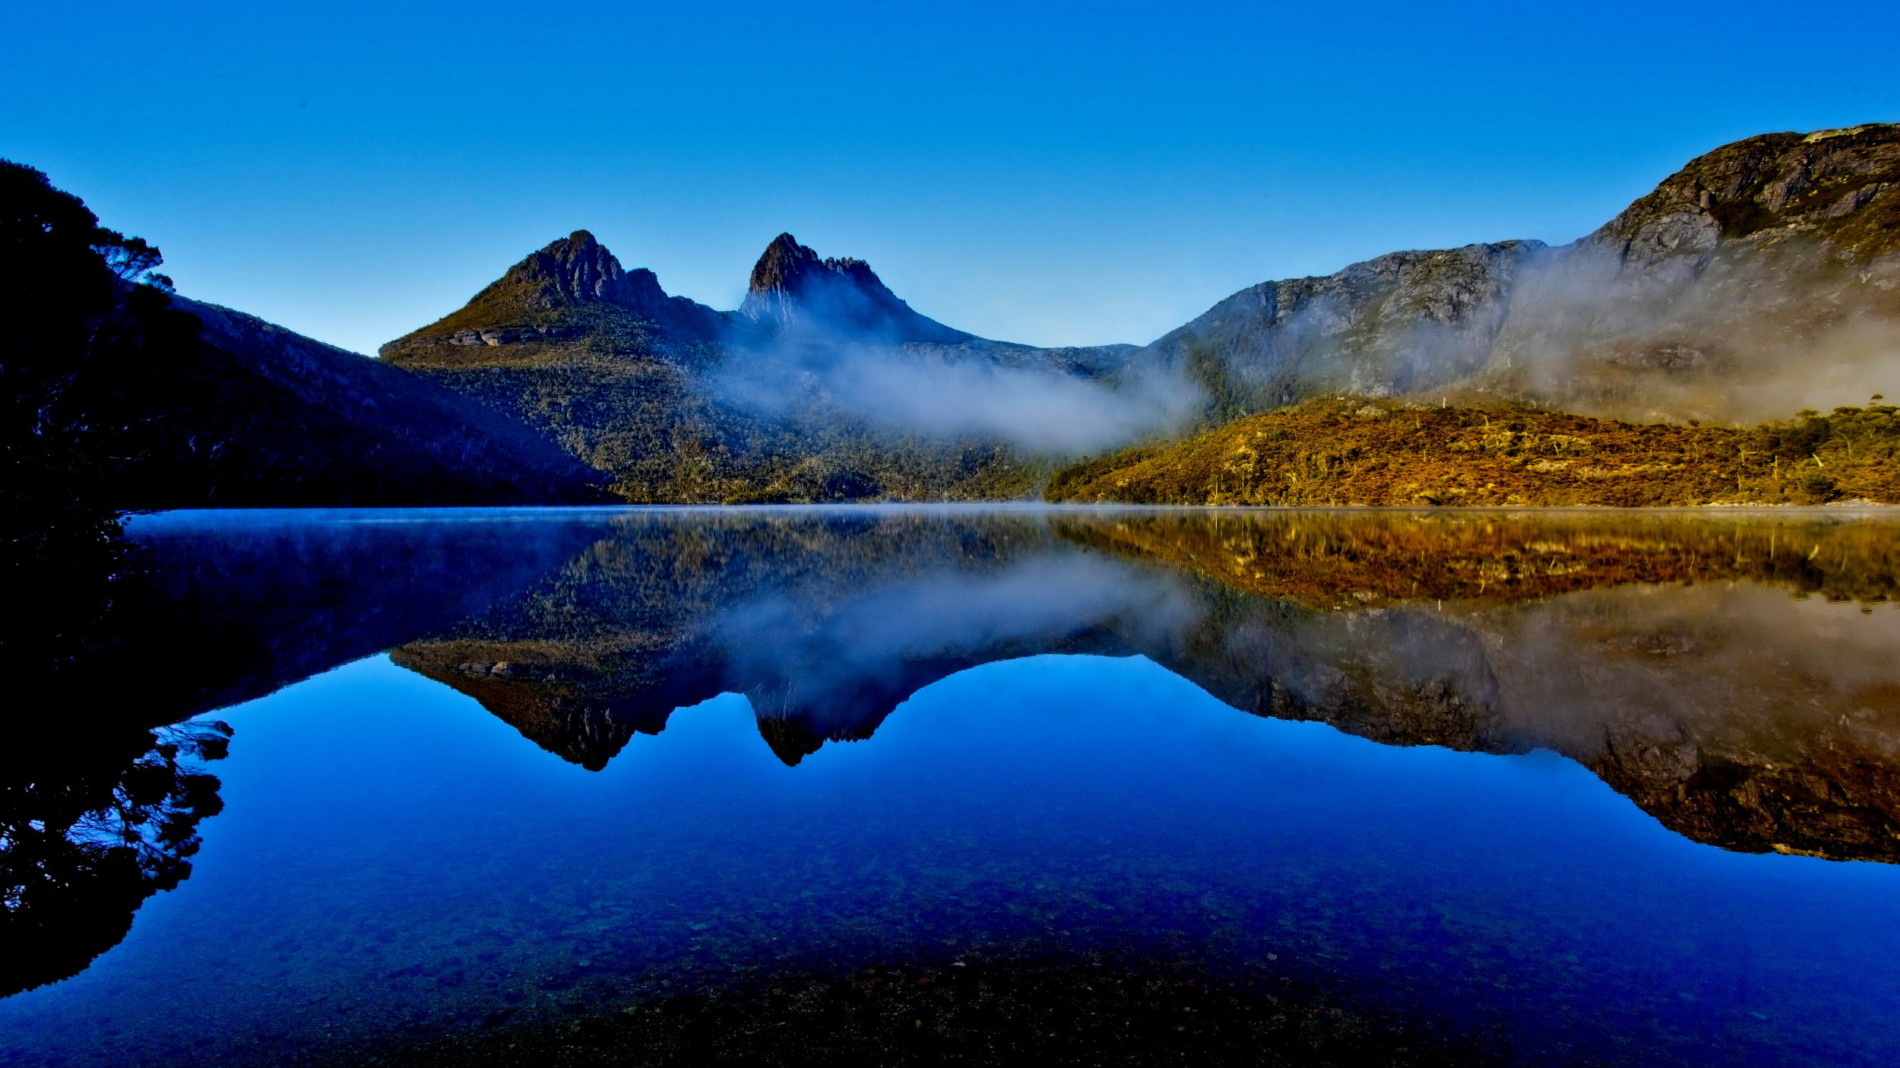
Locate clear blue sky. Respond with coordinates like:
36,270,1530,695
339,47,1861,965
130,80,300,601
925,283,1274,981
5,1,1896,355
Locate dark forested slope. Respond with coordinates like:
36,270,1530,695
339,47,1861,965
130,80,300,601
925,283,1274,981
1,160,606,515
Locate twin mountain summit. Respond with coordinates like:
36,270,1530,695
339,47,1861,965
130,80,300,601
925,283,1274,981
19,123,1900,509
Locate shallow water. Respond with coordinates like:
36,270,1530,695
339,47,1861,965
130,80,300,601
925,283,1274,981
5,506,1900,1065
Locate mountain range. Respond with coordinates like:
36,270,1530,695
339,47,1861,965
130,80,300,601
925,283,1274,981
376,225,1148,501
7,123,1899,510
373,122,1900,504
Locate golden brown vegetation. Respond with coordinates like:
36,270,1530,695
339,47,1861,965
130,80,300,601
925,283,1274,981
1046,397,1900,507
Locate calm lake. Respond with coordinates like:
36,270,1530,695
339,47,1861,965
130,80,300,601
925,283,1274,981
4,506,1900,1066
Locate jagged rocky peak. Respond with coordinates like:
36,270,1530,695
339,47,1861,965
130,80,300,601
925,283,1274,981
501,229,670,312
747,232,883,298
739,231,973,344
746,231,820,294
382,228,734,361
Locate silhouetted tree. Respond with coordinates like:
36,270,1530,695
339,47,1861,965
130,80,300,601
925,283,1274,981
0,160,202,675
0,719,231,996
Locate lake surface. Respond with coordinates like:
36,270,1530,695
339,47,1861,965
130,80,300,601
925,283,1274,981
4,506,1900,1066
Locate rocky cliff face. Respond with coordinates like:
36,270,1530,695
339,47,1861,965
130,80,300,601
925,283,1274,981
1145,241,1542,415
738,232,974,344
1490,124,1900,418
1149,123,1900,423
481,228,734,343
501,229,661,308
385,229,992,367
1592,125,1900,264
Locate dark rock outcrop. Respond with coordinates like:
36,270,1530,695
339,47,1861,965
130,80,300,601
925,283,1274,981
501,229,662,308
474,229,731,342
381,230,732,365
738,232,974,344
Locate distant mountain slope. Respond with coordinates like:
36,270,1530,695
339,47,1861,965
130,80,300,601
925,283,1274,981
381,229,1126,371
1149,124,1900,423
1142,241,1542,418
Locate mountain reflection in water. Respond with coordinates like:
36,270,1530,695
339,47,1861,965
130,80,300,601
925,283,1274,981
3,506,1899,1066
373,507,1900,860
